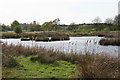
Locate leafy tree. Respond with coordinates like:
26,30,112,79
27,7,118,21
0,24,11,31
14,25,22,34
11,20,20,30
34,24,41,31
92,17,102,24
42,22,53,31
53,18,60,25
28,21,41,31
41,19,60,31
28,23,35,31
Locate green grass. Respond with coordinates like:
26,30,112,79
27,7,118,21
3,55,76,78
21,38,30,39
21,37,31,41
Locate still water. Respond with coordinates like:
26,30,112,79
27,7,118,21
0,37,119,57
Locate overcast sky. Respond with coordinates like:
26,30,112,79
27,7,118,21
0,0,119,25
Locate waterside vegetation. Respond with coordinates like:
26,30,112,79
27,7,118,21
1,42,119,78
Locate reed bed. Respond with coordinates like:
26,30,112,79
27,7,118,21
1,32,69,39
95,31,120,38
99,38,120,46
1,31,120,39
1,42,119,78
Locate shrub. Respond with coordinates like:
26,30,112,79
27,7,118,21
76,54,119,78
2,54,19,68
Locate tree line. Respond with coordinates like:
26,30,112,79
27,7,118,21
0,15,120,33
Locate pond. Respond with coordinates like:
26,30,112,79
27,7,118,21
0,37,119,57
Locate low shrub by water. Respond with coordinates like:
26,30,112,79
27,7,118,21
21,37,31,41
99,38,120,46
2,53,19,68
35,37,49,42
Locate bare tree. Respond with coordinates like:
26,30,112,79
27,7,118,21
105,18,113,24
92,17,102,23
114,14,120,26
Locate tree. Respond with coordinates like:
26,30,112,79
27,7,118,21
92,17,102,24
28,23,35,31
41,22,53,31
114,14,120,26
53,18,60,25
0,24,11,31
41,19,60,31
105,18,113,24
14,25,22,34
11,20,20,30
28,21,41,31
34,24,41,31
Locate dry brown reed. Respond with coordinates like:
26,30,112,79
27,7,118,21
76,54,119,78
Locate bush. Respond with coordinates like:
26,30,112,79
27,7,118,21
35,37,49,41
76,54,119,78
2,54,19,68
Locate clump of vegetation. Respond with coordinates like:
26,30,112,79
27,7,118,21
35,37,49,42
77,54,119,78
51,36,69,41
99,38,120,46
21,37,31,41
2,53,19,68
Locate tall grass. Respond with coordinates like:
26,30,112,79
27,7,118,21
76,54,119,78
1,42,119,78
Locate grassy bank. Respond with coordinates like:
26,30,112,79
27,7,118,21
3,56,76,78
1,41,119,78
